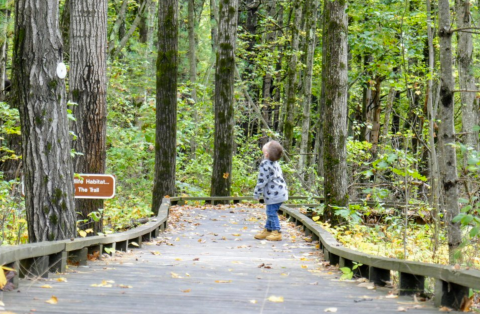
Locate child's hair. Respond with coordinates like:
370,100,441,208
265,140,283,161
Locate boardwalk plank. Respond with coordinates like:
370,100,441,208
1,206,440,314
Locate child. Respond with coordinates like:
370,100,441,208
253,140,288,241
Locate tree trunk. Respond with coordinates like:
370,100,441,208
438,0,462,263
138,0,151,43
188,0,198,157
283,0,303,153
13,0,76,242
210,0,218,52
152,0,178,215
456,0,477,151
60,0,70,63
210,0,238,198
0,4,10,101
322,0,349,226
299,0,318,175
70,0,108,234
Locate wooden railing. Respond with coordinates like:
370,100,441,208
2,196,478,311
0,201,169,289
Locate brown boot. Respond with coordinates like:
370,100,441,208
266,230,282,241
254,229,271,240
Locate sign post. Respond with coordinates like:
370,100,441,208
74,174,116,199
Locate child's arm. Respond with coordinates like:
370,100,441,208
253,161,270,199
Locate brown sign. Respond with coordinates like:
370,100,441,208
74,174,116,199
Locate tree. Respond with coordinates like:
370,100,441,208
456,0,477,152
13,0,76,242
152,0,178,215
188,0,198,157
210,0,238,198
70,0,108,233
438,0,462,263
283,0,303,153
322,0,349,225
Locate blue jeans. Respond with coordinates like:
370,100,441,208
265,203,282,231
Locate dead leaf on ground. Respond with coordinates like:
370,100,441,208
45,296,58,304
460,295,474,312
118,284,132,288
171,272,182,279
324,308,337,313
40,285,53,289
56,277,67,283
215,280,232,283
439,306,452,312
182,289,191,293
397,306,407,312
385,294,398,299
250,300,257,304
268,296,284,303
151,251,161,256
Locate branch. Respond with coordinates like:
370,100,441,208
452,89,478,93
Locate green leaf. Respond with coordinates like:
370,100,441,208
452,213,465,223
469,226,480,238
461,215,473,225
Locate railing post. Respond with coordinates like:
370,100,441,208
49,250,67,273
20,256,49,278
68,248,88,266
434,279,470,310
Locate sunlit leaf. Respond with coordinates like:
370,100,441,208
268,296,284,303
45,296,58,304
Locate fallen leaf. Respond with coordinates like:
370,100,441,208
45,296,58,304
182,289,191,293
171,272,182,279
439,306,452,312
385,294,398,299
250,300,257,304
175,237,180,242
130,242,139,247
56,277,67,283
118,284,132,288
397,307,407,312
40,285,53,289
175,258,182,261
215,280,232,283
301,265,308,269
324,308,337,313
193,258,199,261
151,251,161,255
268,296,284,303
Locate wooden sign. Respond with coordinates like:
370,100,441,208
74,174,116,199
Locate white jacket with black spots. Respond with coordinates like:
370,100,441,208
253,159,288,205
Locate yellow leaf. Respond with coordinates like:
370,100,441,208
301,265,308,269
130,241,139,247
41,285,53,289
175,237,180,241
171,272,182,279
56,277,67,282
175,258,182,261
45,296,58,304
182,289,191,293
0,268,6,289
324,308,337,312
268,296,284,303
215,280,232,283
79,230,87,238
312,216,320,221
151,251,161,255
223,172,229,179
232,234,241,237
250,300,257,304
85,228,94,234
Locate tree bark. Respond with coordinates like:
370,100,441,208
210,0,238,198
70,0,108,233
188,0,198,157
210,0,218,52
299,0,318,175
0,3,10,101
456,0,477,151
13,0,76,242
438,0,462,263
322,0,349,226
152,0,178,215
283,0,303,153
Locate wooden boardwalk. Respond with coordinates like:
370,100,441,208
1,205,441,314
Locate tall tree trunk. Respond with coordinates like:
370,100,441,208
322,0,349,226
438,0,462,263
152,0,178,215
13,0,76,242
188,0,198,157
210,0,218,51
283,0,303,153
456,0,477,151
210,0,238,198
0,3,10,101
70,0,108,233
138,0,151,43
299,0,318,174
